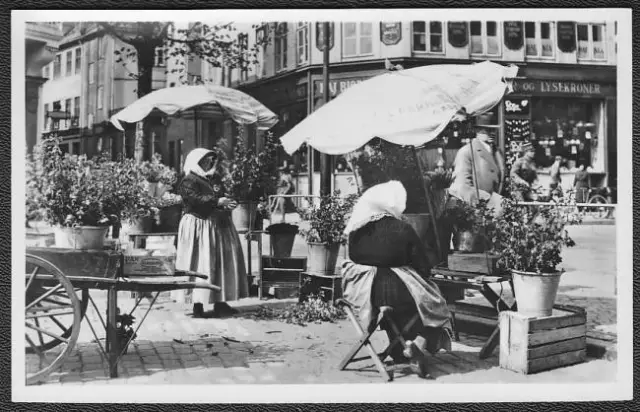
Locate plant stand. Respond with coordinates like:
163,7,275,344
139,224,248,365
260,256,307,299
298,272,342,303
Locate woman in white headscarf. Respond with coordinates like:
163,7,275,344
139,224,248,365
342,180,452,378
174,148,248,318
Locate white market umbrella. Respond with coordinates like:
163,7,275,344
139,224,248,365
280,61,519,155
110,84,279,132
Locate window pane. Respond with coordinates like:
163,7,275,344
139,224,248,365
430,21,442,34
413,33,426,51
486,21,497,36
525,22,536,38
541,22,551,39
412,21,425,33
360,37,372,54
578,39,589,59
344,38,357,56
75,48,81,74
430,34,443,52
541,38,554,56
593,40,605,59
344,22,356,37
360,22,372,35
471,36,483,54
577,24,588,41
74,97,80,117
592,24,603,41
526,38,538,56
65,52,72,76
470,21,482,36
487,37,499,54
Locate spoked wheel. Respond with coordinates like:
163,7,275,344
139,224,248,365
587,194,611,219
25,254,82,385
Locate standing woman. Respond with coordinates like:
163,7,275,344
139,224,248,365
175,148,249,318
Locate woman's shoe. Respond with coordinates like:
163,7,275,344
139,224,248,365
192,303,205,318
403,339,430,379
212,302,239,318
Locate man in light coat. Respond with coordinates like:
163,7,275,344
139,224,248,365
449,112,505,208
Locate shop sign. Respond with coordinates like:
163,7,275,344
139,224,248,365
504,97,530,115
503,21,524,51
512,79,615,97
557,21,577,53
447,22,469,48
314,76,373,98
380,22,402,46
316,22,335,51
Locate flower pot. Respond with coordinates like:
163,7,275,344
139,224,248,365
267,224,298,258
119,217,153,243
54,226,109,250
231,202,257,232
156,204,183,232
511,269,563,317
307,242,340,276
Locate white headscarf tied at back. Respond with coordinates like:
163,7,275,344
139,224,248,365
344,180,407,235
183,148,215,178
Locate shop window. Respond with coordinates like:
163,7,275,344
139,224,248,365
296,22,309,65
65,50,72,76
470,21,500,56
525,22,554,58
75,47,81,74
274,23,288,72
53,54,61,79
528,98,605,173
412,21,444,53
88,63,95,84
577,23,606,60
97,86,104,110
154,46,166,67
343,22,373,57
72,142,81,155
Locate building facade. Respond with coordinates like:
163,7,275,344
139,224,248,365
235,20,618,197
25,22,64,153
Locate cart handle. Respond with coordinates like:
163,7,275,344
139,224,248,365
173,270,209,280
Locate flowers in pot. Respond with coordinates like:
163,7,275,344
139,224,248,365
485,197,581,317
442,199,493,253
298,191,358,275
266,222,299,258
139,153,178,198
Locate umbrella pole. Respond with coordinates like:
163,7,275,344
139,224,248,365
412,146,443,262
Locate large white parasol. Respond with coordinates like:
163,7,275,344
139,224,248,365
110,84,279,131
280,61,519,155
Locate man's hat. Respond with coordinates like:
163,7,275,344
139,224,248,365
521,142,534,152
474,112,500,129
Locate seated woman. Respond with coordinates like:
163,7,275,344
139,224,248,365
342,180,453,377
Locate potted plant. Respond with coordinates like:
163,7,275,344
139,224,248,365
115,310,137,355
443,199,491,253
486,197,581,317
266,222,299,258
33,137,117,249
298,191,358,275
139,153,178,198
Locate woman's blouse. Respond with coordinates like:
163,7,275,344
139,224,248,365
178,172,225,220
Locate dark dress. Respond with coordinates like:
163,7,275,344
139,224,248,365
348,216,450,358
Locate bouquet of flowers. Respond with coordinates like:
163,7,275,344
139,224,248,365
140,153,178,185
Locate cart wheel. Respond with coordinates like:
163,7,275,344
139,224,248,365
587,194,610,219
25,255,82,385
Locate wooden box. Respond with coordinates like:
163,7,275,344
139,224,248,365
260,256,307,299
299,272,342,303
499,306,587,374
448,252,500,275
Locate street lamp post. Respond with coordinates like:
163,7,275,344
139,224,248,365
320,21,332,197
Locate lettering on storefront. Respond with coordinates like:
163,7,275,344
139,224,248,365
504,98,530,115
314,77,372,98
512,80,614,97
503,21,524,51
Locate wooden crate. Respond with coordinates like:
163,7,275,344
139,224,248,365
499,305,587,374
299,272,342,302
260,256,307,299
448,252,500,275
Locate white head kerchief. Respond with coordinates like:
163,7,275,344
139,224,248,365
344,180,407,235
183,148,215,178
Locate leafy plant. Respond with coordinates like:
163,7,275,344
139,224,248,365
485,197,581,274
139,153,178,185
298,191,359,245
249,295,346,326
116,310,137,350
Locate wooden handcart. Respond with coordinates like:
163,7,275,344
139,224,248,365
24,246,220,385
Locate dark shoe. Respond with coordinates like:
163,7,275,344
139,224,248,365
192,303,204,318
403,339,431,379
212,302,238,318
